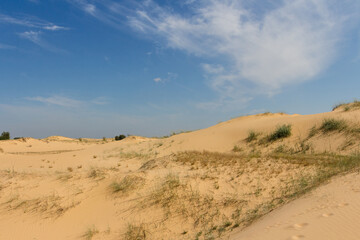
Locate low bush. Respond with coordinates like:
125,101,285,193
267,125,292,142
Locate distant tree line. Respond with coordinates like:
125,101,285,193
0,132,10,140
115,134,126,141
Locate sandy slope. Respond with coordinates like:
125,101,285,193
1,103,360,239
231,172,360,240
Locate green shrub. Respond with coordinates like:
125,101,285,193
115,134,126,141
0,132,10,140
268,125,292,142
320,118,347,133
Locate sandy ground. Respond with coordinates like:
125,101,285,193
231,172,360,240
0,102,360,239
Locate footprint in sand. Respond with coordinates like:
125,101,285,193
321,213,333,218
337,203,349,207
290,235,305,240
290,223,308,230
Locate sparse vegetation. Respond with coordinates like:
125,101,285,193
110,175,145,194
88,168,105,179
246,130,259,142
267,124,292,142
83,226,99,240
232,145,242,152
320,118,347,133
124,223,147,240
308,125,318,138
332,100,360,111
115,134,126,141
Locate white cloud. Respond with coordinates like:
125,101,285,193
132,0,359,103
153,77,162,82
153,72,178,83
43,25,67,31
26,96,83,107
69,0,360,106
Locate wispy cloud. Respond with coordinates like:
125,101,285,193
0,13,68,31
18,31,67,53
26,95,83,107
0,42,15,49
91,97,109,105
26,95,109,107
69,0,360,107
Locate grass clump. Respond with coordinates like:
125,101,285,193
320,118,347,133
88,168,105,179
232,145,242,152
110,175,145,194
267,124,292,142
245,130,259,143
124,223,147,240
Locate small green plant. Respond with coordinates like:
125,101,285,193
267,124,292,142
0,131,10,140
232,145,242,152
246,130,258,142
320,118,347,133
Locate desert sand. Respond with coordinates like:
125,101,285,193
0,102,360,240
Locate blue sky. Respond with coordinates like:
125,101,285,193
1,0,360,138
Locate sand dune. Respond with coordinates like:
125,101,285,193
1,102,360,239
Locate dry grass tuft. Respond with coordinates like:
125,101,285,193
82,226,99,240
245,130,260,143
110,175,145,194
124,223,147,240
88,168,105,179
